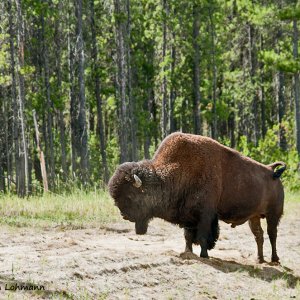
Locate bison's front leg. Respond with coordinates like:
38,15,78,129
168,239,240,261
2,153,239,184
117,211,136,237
249,217,265,263
196,213,219,258
180,228,199,260
184,228,195,253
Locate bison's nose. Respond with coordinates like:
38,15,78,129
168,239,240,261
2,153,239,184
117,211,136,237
121,212,131,221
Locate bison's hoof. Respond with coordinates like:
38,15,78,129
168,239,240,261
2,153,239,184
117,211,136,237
269,261,280,266
270,257,280,265
257,258,266,264
200,251,209,259
180,251,199,260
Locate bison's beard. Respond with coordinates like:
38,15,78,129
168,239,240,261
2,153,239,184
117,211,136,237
135,219,149,235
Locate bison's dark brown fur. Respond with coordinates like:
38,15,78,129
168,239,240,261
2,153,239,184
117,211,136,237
108,133,286,262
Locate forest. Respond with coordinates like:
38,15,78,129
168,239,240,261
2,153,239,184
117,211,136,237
0,0,299,197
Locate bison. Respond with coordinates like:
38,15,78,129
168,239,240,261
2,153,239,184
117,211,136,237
108,132,286,263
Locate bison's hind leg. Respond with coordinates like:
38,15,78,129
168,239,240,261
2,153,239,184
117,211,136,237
249,217,265,263
266,213,282,263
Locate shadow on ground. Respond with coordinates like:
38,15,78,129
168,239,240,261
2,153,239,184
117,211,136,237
179,253,300,288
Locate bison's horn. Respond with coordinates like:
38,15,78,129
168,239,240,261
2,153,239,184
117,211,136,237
133,174,142,188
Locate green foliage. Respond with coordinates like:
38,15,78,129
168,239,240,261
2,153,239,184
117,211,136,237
19,65,35,76
0,0,299,196
0,34,10,87
279,6,300,21
106,135,121,173
260,50,300,73
238,123,300,191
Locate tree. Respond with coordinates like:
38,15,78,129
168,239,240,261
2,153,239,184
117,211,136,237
192,2,201,135
0,0,299,196
209,2,218,139
41,4,55,187
293,19,300,156
16,0,29,197
161,0,168,138
54,0,68,181
89,0,109,182
114,0,129,163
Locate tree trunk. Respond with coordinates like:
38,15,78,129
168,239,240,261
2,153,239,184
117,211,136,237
16,0,29,197
58,110,68,180
41,10,55,187
8,0,19,194
278,71,287,151
293,19,300,156
209,5,217,139
192,3,201,135
75,0,89,184
114,0,128,163
143,87,151,159
126,0,138,161
228,101,235,148
248,23,260,146
143,41,155,159
90,0,109,182
161,0,168,138
276,2,287,151
0,90,6,193
4,88,12,192
181,99,188,133
260,34,266,138
169,30,176,133
33,110,48,192
54,5,68,181
68,4,78,179
144,76,155,159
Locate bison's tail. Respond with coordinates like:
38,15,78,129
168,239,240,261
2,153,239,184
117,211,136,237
207,214,220,250
269,161,286,179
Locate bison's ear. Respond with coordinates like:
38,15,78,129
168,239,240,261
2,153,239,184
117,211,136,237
133,174,142,188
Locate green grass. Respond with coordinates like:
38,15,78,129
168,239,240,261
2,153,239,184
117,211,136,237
283,190,300,218
285,190,300,203
0,190,299,229
0,189,121,228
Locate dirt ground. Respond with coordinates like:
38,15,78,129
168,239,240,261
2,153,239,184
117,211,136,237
0,203,299,300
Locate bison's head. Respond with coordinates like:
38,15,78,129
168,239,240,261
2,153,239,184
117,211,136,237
108,162,152,235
